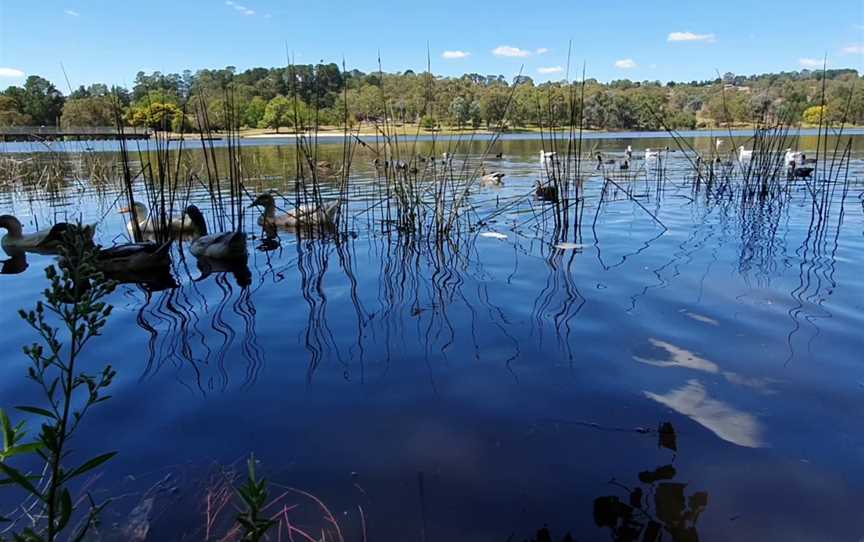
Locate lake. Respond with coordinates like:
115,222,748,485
1,131,863,541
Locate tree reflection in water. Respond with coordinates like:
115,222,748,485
593,422,708,542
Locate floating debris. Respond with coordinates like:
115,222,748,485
480,231,508,240
555,242,586,250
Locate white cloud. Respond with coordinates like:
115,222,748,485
64,9,80,16
841,44,864,54
225,0,254,15
442,50,470,59
614,58,637,69
645,380,764,448
667,31,716,43
537,66,563,74
0,67,25,78
535,47,549,55
799,57,824,68
492,45,530,58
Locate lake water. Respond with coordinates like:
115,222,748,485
1,132,863,541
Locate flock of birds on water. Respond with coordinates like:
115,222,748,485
0,141,818,281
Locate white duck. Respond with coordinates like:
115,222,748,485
183,205,247,260
784,148,804,167
644,148,660,161
539,151,558,165
120,202,195,236
738,146,754,162
0,215,95,253
250,193,339,229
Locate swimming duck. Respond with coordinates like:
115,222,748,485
738,146,754,162
120,202,195,236
784,149,804,167
539,151,558,165
95,241,172,273
250,193,339,229
644,149,660,161
183,205,247,260
534,180,559,202
0,215,95,253
480,171,505,186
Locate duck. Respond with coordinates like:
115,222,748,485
539,151,558,165
789,166,814,179
183,205,247,260
738,146,754,162
619,160,630,171
250,193,339,229
534,180,559,202
480,171,505,186
120,202,195,236
0,215,95,253
784,149,804,167
95,241,172,273
644,149,660,161
494,152,504,159
625,145,633,160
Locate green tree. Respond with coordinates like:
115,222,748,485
60,96,115,128
128,102,182,131
448,96,470,128
243,96,267,128
21,76,65,126
0,95,32,126
260,95,294,132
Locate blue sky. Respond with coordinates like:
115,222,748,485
1,0,862,90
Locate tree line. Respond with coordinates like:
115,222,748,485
1,64,861,133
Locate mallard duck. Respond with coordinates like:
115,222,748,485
120,202,195,236
250,193,339,229
480,171,505,186
0,215,95,253
95,241,172,273
183,205,247,260
534,181,558,202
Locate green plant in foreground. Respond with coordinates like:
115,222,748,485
235,454,276,542
0,227,117,542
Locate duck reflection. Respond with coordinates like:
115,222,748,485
1,247,27,275
128,254,263,395
593,423,709,542
194,256,252,287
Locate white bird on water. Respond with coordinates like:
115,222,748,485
539,151,558,166
784,148,804,167
644,148,660,161
738,146,754,162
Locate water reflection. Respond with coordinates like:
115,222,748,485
645,380,764,448
0,247,27,274
128,253,264,395
593,423,709,542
